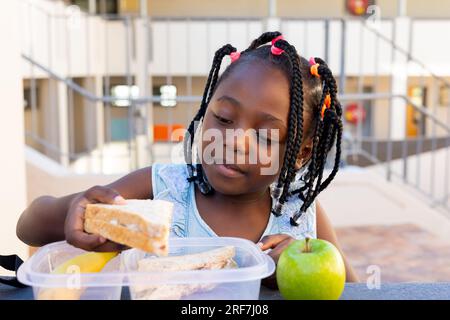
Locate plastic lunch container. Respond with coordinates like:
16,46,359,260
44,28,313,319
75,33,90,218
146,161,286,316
17,237,275,300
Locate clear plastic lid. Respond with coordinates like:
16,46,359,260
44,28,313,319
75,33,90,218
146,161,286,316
17,237,275,288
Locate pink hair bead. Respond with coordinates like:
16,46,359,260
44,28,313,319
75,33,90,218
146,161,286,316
271,35,285,56
230,51,241,63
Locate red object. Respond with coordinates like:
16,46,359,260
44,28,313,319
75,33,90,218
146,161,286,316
344,103,366,124
153,124,185,142
271,35,285,55
309,57,316,66
346,0,369,16
230,51,241,63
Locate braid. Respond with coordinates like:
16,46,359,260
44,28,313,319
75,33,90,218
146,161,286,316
291,59,343,225
184,44,237,193
298,119,323,212
314,58,343,192
319,114,343,192
244,31,282,52
309,113,335,204
275,41,304,215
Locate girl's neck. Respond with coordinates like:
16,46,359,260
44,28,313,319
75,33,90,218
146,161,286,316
211,187,270,206
194,184,272,241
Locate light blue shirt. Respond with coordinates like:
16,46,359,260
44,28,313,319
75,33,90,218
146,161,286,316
151,163,316,241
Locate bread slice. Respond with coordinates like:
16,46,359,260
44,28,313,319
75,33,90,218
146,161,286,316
138,246,236,271
132,246,237,299
84,199,173,256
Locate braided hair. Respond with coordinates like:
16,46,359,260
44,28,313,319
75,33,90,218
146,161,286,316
183,31,343,226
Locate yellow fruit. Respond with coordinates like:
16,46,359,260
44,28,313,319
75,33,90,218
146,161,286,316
38,287,83,300
52,252,118,274
37,251,118,300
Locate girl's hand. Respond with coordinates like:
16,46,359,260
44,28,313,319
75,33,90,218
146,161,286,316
64,185,127,252
258,234,296,289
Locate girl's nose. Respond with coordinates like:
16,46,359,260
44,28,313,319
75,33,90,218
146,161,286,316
233,129,257,156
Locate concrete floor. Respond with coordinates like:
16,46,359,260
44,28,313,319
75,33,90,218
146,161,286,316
337,223,450,282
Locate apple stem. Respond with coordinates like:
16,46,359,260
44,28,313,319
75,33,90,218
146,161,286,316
304,237,311,253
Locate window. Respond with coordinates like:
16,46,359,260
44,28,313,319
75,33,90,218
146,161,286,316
439,85,449,107
110,85,139,107
154,85,177,107
69,0,119,14
23,87,39,110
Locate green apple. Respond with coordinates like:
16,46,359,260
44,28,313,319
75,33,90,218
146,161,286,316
276,238,346,300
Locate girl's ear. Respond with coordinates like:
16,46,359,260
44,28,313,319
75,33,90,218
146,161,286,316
295,137,314,170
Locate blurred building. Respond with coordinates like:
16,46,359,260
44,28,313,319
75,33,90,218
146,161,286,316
20,0,450,170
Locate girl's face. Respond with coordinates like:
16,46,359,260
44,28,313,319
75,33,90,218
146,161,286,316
199,61,304,196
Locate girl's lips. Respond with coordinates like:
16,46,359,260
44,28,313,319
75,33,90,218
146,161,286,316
214,163,246,178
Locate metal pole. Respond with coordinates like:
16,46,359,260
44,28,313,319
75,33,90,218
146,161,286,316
445,89,450,209
415,75,426,190
104,17,111,145
324,19,329,63
124,16,135,171
141,0,153,165
372,29,381,161
47,10,57,161
245,19,250,47
166,18,173,159
186,18,193,123
268,0,277,18
66,12,75,162
339,19,346,95
402,125,408,182
397,0,407,17
386,22,396,181
88,0,96,14
85,8,91,75
430,79,438,203
28,3,38,138
357,22,365,156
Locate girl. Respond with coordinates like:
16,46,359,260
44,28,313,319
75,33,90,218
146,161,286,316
16,31,359,285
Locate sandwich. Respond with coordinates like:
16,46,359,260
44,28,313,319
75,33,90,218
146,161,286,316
131,246,237,300
84,199,173,256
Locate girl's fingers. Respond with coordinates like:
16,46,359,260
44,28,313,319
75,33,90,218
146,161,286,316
261,237,295,290
64,196,89,238
85,186,126,205
64,191,125,252
257,234,292,251
93,241,128,252
66,229,107,251
268,237,296,264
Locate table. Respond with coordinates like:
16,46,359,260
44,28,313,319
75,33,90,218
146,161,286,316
259,283,450,300
1,279,450,300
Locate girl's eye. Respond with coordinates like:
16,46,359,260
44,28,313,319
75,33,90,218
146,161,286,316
213,114,233,125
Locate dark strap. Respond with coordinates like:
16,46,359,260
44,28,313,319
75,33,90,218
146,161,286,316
0,255,28,288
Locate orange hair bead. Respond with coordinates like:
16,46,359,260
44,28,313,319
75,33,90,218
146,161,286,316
324,94,331,108
310,63,320,77
321,105,327,120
